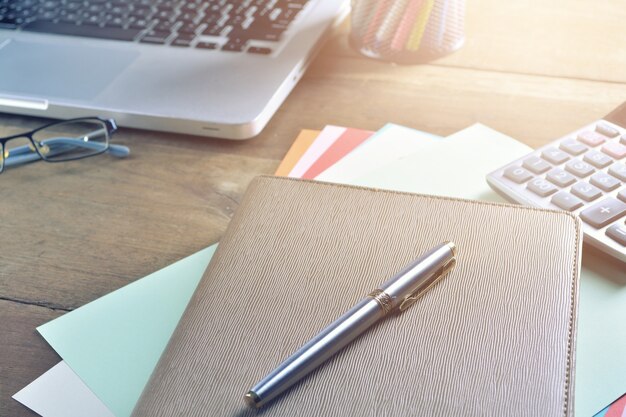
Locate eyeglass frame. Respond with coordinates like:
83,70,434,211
0,117,118,172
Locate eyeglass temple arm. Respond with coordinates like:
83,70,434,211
4,139,129,167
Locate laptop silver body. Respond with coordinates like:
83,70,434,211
0,0,349,139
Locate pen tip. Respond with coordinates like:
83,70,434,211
445,241,457,258
244,391,261,409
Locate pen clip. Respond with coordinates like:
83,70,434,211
398,257,456,312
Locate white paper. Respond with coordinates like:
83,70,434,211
13,361,115,417
316,123,441,182
288,125,346,178
353,123,533,202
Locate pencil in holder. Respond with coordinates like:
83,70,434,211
350,0,465,64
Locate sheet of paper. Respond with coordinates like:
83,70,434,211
13,361,115,417
352,123,533,202
575,253,626,417
274,129,320,176
288,125,346,178
335,124,625,417
301,127,373,179
316,123,441,183
37,245,217,417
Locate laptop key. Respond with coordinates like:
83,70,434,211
177,21,200,34
196,41,218,49
140,30,172,44
248,46,272,54
154,19,176,32
22,20,141,41
172,33,194,46
222,39,246,51
130,18,150,29
0,16,18,28
580,197,626,228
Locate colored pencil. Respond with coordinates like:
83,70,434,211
406,0,435,51
390,0,423,51
374,0,411,48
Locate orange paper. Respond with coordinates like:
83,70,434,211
274,129,320,176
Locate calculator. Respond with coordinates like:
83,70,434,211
487,102,626,263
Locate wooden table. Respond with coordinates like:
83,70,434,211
1,1,625,415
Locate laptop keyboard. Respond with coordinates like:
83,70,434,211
0,0,310,53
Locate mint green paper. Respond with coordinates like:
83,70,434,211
38,245,216,417
575,260,626,417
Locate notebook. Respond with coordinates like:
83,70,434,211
132,176,581,417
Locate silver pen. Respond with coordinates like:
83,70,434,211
244,241,457,408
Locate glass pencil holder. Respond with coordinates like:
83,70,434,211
349,0,466,64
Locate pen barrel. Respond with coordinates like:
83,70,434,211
248,296,385,407
247,243,456,408
379,242,456,309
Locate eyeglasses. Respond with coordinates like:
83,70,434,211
0,117,130,174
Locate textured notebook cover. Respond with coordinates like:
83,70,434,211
132,176,582,417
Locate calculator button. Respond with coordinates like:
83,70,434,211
609,163,626,181
619,189,626,203
578,131,607,147
606,223,626,246
580,197,626,228
542,147,570,164
590,172,621,192
527,177,558,197
523,156,551,174
601,142,626,159
571,182,602,202
546,168,576,187
565,159,595,178
504,166,533,183
583,150,613,168
596,122,620,138
560,139,588,156
551,191,584,211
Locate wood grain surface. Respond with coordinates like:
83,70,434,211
1,0,625,415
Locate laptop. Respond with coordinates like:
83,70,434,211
0,0,349,139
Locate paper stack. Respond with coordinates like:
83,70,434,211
14,123,626,417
